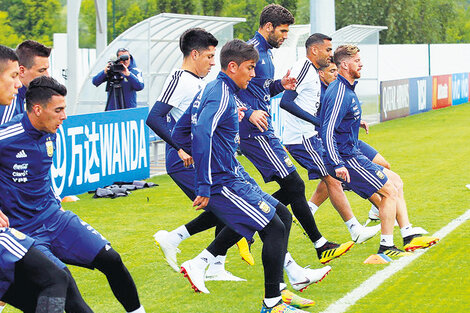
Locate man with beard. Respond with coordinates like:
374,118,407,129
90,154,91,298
238,5,354,265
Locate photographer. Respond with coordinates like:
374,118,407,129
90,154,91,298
92,48,144,111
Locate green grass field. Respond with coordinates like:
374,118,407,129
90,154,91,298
5,103,470,313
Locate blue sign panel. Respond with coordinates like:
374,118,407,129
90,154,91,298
409,76,432,115
452,73,469,105
51,107,150,197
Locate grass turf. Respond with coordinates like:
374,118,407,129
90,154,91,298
4,103,470,312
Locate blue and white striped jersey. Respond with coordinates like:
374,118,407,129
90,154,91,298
0,86,26,125
320,74,362,169
281,57,321,145
0,113,61,233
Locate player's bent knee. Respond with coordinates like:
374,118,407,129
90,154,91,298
378,181,398,200
384,169,403,191
92,246,125,274
282,171,305,195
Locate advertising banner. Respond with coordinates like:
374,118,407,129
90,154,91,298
432,75,452,109
380,79,410,122
51,107,150,197
451,73,469,105
409,76,432,115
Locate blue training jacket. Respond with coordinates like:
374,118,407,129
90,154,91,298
173,72,242,198
0,113,61,233
237,32,284,138
0,85,26,125
320,74,362,169
92,55,144,110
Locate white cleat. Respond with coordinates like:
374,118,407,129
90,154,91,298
180,260,210,294
288,266,332,292
153,230,180,272
353,224,381,244
204,270,246,281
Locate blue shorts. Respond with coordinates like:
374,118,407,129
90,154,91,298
169,168,197,201
240,133,296,183
0,228,35,298
358,140,378,161
326,154,388,199
208,180,276,240
285,135,328,180
26,210,109,269
170,164,280,209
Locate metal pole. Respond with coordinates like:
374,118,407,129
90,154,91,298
112,0,116,40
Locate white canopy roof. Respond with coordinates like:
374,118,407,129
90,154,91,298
74,13,245,114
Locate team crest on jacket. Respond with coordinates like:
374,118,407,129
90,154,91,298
376,170,385,180
10,228,26,240
284,156,294,168
259,201,270,214
46,138,54,157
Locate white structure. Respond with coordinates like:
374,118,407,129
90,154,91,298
73,13,245,115
310,0,335,35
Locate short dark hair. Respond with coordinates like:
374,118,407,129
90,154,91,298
260,4,294,28
179,28,219,57
305,33,332,49
16,40,51,69
26,76,67,112
334,45,360,67
220,39,259,70
0,45,19,72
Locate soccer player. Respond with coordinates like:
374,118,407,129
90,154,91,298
0,44,68,313
147,28,247,280
319,62,392,223
237,4,353,264
0,76,146,313
279,33,380,244
173,39,312,312
0,40,50,125
320,44,439,256
147,28,329,294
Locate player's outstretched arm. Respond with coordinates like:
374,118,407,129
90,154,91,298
280,90,321,127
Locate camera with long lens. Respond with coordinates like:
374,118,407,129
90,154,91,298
106,54,129,83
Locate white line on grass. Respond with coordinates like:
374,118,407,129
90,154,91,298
320,209,470,313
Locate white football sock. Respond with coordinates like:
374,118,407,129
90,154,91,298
345,217,361,238
400,224,414,238
205,255,226,275
308,201,319,215
168,225,190,246
380,234,394,247
264,296,282,308
284,252,304,281
192,249,215,270
128,305,145,313
314,237,327,248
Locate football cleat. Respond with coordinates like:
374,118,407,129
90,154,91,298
403,234,439,252
281,289,315,308
377,245,410,258
153,230,180,272
287,266,331,292
260,300,309,313
353,224,381,244
180,260,210,294
236,237,255,265
316,241,354,264
204,270,246,281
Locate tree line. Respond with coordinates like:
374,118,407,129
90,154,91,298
0,0,469,48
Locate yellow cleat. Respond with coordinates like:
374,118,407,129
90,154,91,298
317,241,354,264
260,300,309,313
236,237,255,265
403,235,440,252
378,245,411,258
281,289,315,308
